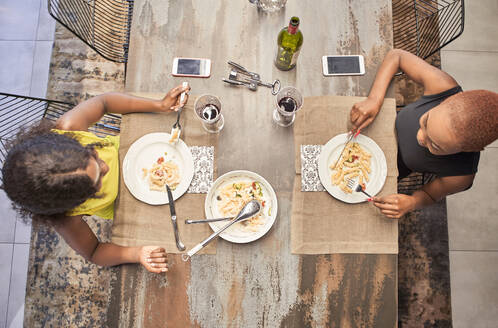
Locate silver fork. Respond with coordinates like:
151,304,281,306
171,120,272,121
346,178,372,198
172,82,189,131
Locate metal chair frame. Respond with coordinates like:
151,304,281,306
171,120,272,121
393,0,465,59
48,0,134,63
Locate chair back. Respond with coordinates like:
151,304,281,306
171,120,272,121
393,0,465,59
48,0,134,63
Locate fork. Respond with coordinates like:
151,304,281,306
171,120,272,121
332,129,362,169
346,178,372,198
185,217,233,224
170,82,189,144
173,82,189,131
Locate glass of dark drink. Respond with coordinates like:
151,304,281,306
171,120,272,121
273,86,303,127
194,94,224,133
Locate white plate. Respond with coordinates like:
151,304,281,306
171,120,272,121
205,170,278,244
122,132,194,205
318,133,387,204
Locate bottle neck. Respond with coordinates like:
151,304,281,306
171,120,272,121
288,23,298,34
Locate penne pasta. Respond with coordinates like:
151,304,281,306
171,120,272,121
329,142,372,194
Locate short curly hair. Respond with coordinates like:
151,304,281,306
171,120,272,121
1,120,99,224
444,90,498,152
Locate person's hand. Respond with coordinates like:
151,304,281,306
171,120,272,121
350,97,382,130
371,194,416,219
160,84,191,112
139,246,168,273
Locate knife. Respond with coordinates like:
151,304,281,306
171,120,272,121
166,185,186,251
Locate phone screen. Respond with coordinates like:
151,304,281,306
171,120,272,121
327,56,360,74
177,59,201,75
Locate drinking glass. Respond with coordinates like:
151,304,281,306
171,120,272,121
249,0,287,12
194,94,225,133
273,86,303,127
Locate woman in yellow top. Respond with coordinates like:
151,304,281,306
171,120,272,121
1,84,190,274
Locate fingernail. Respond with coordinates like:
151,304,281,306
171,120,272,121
147,258,151,262
162,268,168,272
151,263,155,267
367,198,372,202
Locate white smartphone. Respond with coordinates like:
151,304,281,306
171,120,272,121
172,57,211,78
322,55,365,76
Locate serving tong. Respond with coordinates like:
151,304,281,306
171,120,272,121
182,200,261,261
222,61,281,95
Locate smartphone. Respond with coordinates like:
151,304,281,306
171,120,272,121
172,57,211,78
322,55,365,76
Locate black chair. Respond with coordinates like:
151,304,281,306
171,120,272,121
48,0,134,63
392,0,465,59
0,93,120,184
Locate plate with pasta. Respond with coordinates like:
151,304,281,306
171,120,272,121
318,133,387,203
204,170,278,243
122,132,194,205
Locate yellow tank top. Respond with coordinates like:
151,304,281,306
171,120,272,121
53,129,120,219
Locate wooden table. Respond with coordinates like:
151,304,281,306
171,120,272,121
108,1,397,327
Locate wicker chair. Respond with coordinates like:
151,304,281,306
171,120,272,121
48,0,134,63
393,0,465,59
0,93,120,184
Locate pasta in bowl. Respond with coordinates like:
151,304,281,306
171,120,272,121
331,142,371,194
122,132,194,205
318,133,387,204
217,181,267,232
205,170,278,243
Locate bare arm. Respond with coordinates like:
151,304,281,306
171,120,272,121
54,216,168,273
373,174,475,219
351,49,458,130
56,84,190,131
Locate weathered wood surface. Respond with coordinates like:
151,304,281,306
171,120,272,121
109,1,397,327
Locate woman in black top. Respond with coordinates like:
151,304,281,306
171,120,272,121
350,49,498,219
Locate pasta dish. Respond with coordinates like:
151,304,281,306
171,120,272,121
217,181,267,232
142,155,181,191
330,142,371,194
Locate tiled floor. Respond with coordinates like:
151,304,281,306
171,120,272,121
0,1,497,327
0,0,55,327
442,0,498,327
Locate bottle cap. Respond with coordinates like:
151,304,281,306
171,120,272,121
290,16,300,27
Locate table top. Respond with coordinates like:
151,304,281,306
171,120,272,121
108,1,397,327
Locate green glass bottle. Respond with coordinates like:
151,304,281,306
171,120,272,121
275,16,303,71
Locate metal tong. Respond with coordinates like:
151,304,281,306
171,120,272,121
182,200,261,261
222,61,281,95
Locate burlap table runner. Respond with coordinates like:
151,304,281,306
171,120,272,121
291,95,399,254
112,93,217,254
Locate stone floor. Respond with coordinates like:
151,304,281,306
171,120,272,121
0,1,55,327
0,0,497,327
